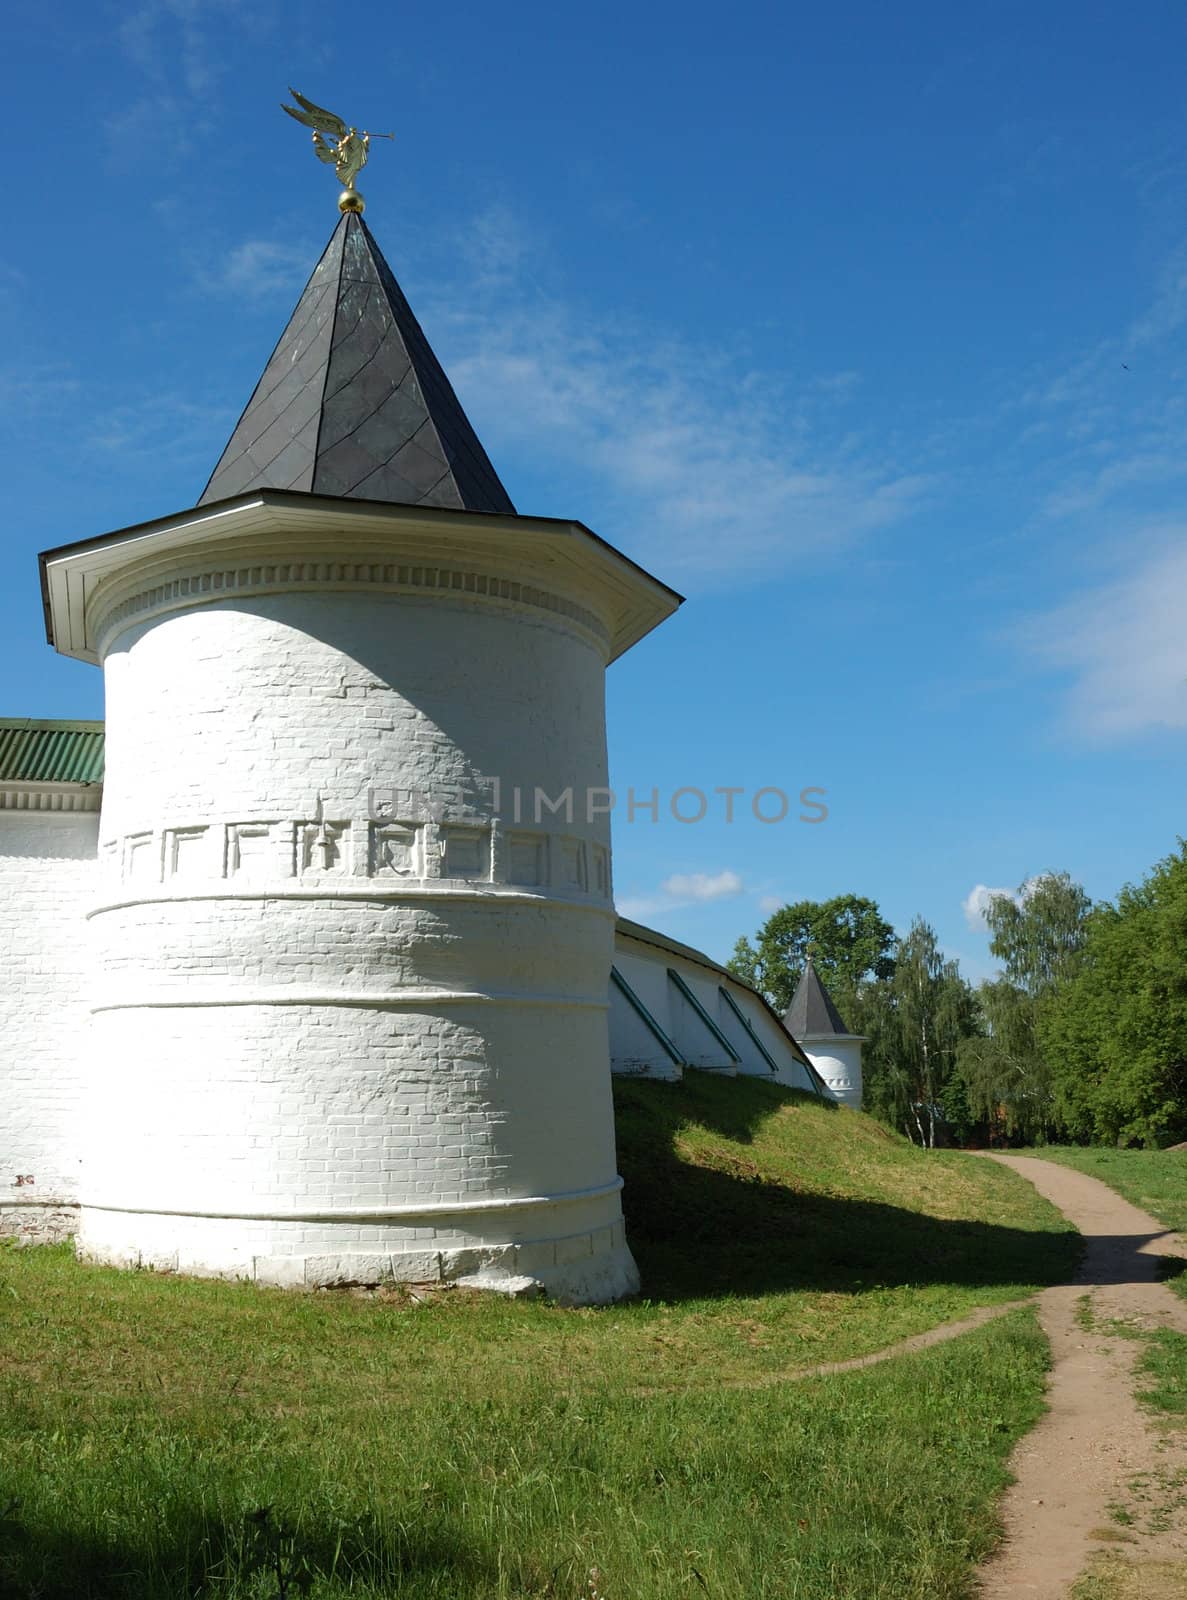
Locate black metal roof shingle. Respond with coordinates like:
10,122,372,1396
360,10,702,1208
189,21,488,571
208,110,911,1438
783,957,852,1038
198,213,515,515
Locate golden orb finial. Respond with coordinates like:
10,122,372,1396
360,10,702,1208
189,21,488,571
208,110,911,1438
338,188,365,214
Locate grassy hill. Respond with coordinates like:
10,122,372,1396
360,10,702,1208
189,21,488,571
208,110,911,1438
613,1074,1078,1378
0,1075,1078,1599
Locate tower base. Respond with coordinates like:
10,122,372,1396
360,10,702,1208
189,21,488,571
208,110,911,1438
76,1209,640,1306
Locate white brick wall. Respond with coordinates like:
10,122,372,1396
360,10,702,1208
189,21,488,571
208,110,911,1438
802,1037,864,1109
81,577,638,1303
610,933,818,1094
0,810,97,1236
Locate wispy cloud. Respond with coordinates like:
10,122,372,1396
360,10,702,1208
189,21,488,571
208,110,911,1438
422,210,931,581
1020,537,1187,739
109,1,271,163
0,367,81,413
962,874,1052,932
199,239,312,300
662,870,744,902
1004,243,1187,742
961,883,1015,932
84,392,229,472
0,262,26,302
618,868,747,921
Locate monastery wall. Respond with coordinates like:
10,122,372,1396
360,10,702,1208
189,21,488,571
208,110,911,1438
0,808,98,1240
610,930,819,1093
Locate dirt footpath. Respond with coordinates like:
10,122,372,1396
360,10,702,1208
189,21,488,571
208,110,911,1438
974,1154,1187,1599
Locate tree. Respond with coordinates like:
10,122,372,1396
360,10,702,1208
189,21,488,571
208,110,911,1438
952,872,1093,1143
956,979,1051,1142
1041,846,1187,1146
727,894,896,1016
985,872,1092,996
874,918,978,1147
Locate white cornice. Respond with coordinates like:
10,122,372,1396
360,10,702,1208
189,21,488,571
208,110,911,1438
0,782,102,813
41,492,682,667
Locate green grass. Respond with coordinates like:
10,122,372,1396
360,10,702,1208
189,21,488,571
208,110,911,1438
0,1287,1049,1600
1027,1147,1187,1237
1137,1328,1187,1417
1074,1557,1187,1600
614,1075,1078,1375
0,1076,1080,1598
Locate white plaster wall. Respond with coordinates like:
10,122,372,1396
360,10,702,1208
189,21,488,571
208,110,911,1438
609,936,816,1092
714,988,776,1078
803,1037,863,1109
610,947,680,1078
667,966,736,1073
0,810,98,1239
82,583,636,1302
608,971,680,1079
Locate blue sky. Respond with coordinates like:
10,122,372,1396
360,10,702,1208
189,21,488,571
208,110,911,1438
7,1,1187,981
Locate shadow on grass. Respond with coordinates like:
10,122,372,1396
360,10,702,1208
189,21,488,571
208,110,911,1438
0,1500,499,1600
614,1073,1081,1302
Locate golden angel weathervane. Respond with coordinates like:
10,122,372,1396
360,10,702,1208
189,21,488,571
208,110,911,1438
282,88,394,215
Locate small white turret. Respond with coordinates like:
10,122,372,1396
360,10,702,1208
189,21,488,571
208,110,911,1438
783,956,866,1109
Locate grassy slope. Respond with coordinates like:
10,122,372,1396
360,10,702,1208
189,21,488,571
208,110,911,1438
0,1076,1078,1599
1029,1148,1187,1237
615,1075,1078,1378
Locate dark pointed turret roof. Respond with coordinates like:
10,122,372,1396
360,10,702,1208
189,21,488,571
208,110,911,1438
199,212,515,514
784,957,852,1038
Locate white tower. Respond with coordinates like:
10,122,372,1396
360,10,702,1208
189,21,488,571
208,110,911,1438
39,209,680,1302
784,957,865,1109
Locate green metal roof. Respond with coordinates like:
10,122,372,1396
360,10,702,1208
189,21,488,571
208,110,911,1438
0,719,105,784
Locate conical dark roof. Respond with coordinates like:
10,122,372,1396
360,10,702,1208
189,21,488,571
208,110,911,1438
199,212,515,514
784,957,852,1038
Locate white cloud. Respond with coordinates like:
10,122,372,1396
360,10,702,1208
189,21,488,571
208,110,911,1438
661,870,744,903
962,884,1014,932
1021,538,1187,739
422,212,931,581
84,392,230,470
110,0,272,163
757,894,785,914
203,240,312,300
0,368,81,412
616,894,671,920
1002,238,1187,742
962,875,1052,932
618,869,746,922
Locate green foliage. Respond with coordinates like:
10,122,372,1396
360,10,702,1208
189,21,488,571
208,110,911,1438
1040,846,1187,1146
951,873,1094,1144
726,894,895,1016
984,872,1092,996
861,919,980,1147
957,980,1054,1142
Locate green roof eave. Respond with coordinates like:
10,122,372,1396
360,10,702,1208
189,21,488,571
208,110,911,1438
0,718,105,784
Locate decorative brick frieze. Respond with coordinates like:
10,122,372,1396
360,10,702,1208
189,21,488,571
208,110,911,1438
91,559,611,662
